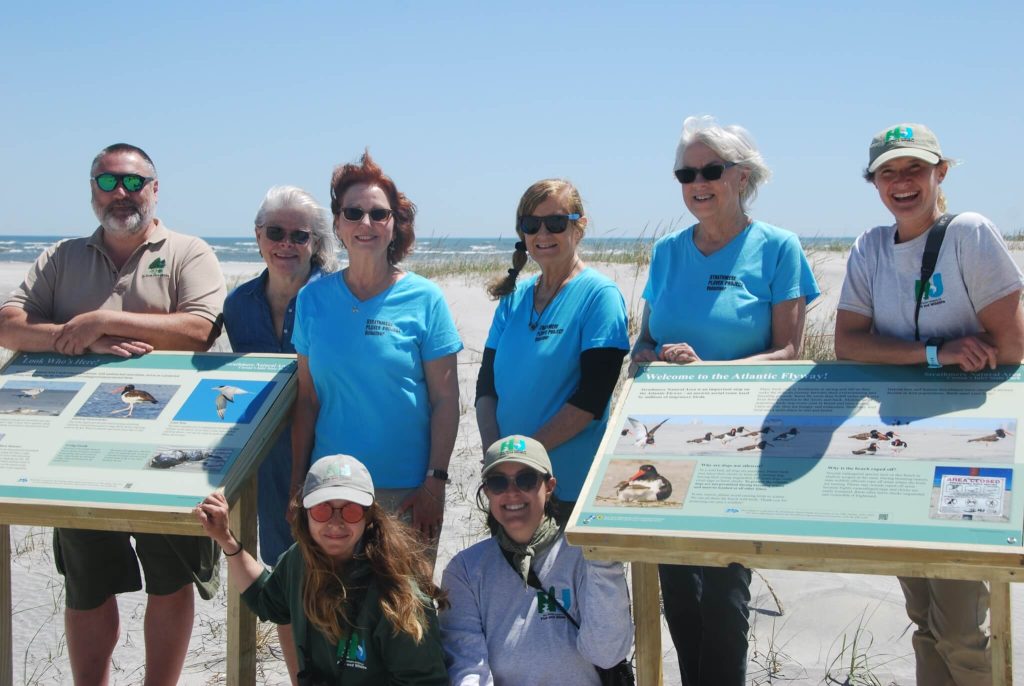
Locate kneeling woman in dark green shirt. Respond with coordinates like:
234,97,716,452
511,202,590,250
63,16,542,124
195,454,448,685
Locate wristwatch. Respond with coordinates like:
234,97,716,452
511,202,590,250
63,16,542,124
425,468,450,482
925,337,944,368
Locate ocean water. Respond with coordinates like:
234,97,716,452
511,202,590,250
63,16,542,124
0,234,856,265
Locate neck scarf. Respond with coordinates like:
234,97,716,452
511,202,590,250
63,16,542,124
496,515,562,583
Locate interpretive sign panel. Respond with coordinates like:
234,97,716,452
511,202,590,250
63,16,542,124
569,362,1024,570
0,351,296,533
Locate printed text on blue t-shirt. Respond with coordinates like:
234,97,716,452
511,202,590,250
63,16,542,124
706,274,744,291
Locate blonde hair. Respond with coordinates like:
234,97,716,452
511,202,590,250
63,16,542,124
291,497,446,643
486,179,586,299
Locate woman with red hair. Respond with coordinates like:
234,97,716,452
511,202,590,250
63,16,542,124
291,152,462,563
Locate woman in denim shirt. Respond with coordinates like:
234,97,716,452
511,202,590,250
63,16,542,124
223,185,338,681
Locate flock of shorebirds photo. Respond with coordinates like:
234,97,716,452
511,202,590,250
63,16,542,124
615,416,1017,461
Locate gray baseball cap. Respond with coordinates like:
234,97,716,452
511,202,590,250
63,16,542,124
868,123,943,173
302,454,374,508
482,435,553,477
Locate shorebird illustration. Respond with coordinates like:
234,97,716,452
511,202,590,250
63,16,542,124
737,440,774,452
968,428,1012,443
16,388,44,400
849,429,895,441
615,464,672,502
111,385,158,417
212,385,249,420
742,427,773,438
624,417,670,447
714,426,746,441
773,428,799,441
890,438,908,452
687,432,714,444
852,442,878,455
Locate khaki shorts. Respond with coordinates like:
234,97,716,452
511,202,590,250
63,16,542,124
53,528,220,611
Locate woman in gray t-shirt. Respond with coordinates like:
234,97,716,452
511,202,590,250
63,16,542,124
835,122,1024,686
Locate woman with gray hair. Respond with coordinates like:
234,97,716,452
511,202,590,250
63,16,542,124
223,184,338,680
631,116,818,685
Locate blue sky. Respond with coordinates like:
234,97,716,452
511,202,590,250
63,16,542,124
2,1,1021,238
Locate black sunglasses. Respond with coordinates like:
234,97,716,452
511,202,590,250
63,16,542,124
264,225,312,245
483,469,548,494
341,207,394,223
519,213,581,235
92,173,155,193
674,161,738,184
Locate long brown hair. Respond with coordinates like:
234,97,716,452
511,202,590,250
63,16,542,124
290,496,446,643
486,179,585,299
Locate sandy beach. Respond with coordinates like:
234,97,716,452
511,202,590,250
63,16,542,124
1,253,1023,685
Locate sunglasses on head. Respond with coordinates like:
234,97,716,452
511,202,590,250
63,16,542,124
341,207,394,223
307,501,367,524
519,214,581,235
483,469,548,494
92,173,155,193
674,161,738,184
264,225,312,245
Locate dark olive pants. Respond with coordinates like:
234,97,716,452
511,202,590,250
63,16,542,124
659,562,751,686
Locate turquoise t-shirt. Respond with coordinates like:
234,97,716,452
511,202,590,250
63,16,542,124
643,221,819,361
293,271,463,487
486,268,628,499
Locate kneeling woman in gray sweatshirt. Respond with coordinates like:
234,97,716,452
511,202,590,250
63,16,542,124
440,435,633,685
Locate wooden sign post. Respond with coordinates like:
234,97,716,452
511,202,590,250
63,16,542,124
568,361,1024,686
0,351,297,686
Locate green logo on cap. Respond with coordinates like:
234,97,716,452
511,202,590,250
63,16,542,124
885,126,913,142
325,461,352,478
500,438,526,454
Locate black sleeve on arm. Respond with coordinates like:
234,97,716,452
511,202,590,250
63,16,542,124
475,347,497,404
568,347,628,418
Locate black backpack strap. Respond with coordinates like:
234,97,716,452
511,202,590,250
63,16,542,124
914,213,956,341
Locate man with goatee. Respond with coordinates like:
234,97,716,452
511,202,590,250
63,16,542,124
0,143,225,685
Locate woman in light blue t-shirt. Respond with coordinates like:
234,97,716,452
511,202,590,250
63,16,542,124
631,116,818,686
476,179,629,525
291,152,462,562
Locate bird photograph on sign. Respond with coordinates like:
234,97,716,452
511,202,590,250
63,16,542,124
0,379,83,417
75,382,177,421
595,458,695,508
173,379,272,424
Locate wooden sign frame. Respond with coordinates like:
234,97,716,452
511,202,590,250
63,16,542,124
567,361,1023,685
0,351,298,685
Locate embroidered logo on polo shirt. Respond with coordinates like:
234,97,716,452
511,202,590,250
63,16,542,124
144,257,167,278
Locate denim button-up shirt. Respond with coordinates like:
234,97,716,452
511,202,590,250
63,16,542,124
224,268,321,353
222,266,321,563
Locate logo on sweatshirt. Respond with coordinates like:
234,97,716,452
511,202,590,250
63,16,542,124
536,587,573,617
340,630,367,670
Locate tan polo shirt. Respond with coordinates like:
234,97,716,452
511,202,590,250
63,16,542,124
2,220,225,325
